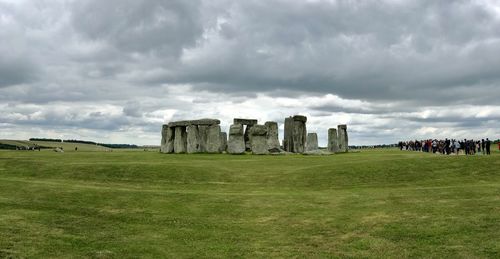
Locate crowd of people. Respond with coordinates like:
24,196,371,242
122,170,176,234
398,138,494,155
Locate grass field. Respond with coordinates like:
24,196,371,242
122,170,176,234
1,149,499,258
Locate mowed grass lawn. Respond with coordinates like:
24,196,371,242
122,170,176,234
0,149,499,258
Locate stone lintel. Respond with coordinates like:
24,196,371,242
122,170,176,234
168,118,220,127
292,115,307,122
233,118,258,125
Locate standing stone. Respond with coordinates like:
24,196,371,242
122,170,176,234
206,124,222,153
328,128,339,153
160,125,168,153
292,120,307,153
197,125,209,152
265,121,280,151
283,117,294,152
233,118,258,152
174,127,187,153
187,125,200,153
165,127,174,153
250,124,269,155
337,124,348,152
244,124,254,151
306,133,318,151
219,132,227,152
283,115,307,153
227,124,245,154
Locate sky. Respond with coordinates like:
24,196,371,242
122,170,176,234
1,0,500,146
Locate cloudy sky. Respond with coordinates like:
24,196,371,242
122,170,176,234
1,0,500,146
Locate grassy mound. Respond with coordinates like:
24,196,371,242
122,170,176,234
0,149,499,257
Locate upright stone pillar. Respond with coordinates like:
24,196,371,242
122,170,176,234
187,125,200,153
206,124,222,153
250,124,269,155
197,125,208,152
165,127,174,153
306,133,318,151
283,115,307,153
292,116,307,153
328,128,339,153
219,132,227,152
174,127,187,153
235,118,258,152
160,125,168,153
265,121,280,151
337,124,348,152
244,125,253,151
228,124,245,154
283,117,294,152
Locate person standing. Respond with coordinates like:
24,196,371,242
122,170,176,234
481,139,485,154
486,138,491,155
454,140,460,155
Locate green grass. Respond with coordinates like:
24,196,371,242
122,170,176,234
0,149,499,258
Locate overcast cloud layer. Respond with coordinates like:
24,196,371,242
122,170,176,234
1,0,499,146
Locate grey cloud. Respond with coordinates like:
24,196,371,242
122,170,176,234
122,101,143,117
0,58,38,88
0,5,40,87
164,0,500,105
71,0,203,56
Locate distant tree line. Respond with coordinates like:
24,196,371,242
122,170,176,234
29,138,139,149
99,144,138,149
29,138,62,142
0,143,17,150
65,140,138,148
64,139,97,145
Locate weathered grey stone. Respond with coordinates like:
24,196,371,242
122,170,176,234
229,124,243,135
250,124,267,135
283,115,307,153
328,128,339,153
219,132,227,152
250,125,269,154
233,118,259,151
265,121,280,150
306,133,318,151
168,118,220,127
160,125,174,153
206,124,222,153
160,124,168,153
268,147,282,153
234,118,257,125
197,125,208,152
292,118,307,153
283,117,294,152
174,127,187,153
227,124,245,154
187,125,200,153
337,124,348,152
244,124,254,151
293,115,307,122
165,127,174,153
